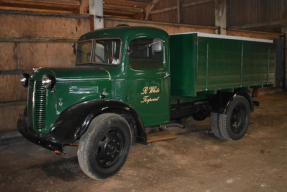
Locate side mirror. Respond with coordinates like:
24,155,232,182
153,38,163,52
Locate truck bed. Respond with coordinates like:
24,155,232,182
170,32,276,97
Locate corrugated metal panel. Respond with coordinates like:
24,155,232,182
150,0,215,26
228,0,283,27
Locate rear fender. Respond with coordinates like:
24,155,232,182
48,99,147,145
210,89,254,114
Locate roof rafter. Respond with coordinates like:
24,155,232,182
145,0,160,20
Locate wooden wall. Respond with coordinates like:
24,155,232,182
228,0,284,28
0,11,90,131
149,0,215,26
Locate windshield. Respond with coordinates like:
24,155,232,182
76,38,121,65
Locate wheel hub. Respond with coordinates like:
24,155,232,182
230,105,246,134
95,128,123,167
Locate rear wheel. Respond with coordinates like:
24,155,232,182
78,113,131,180
210,112,224,139
218,96,250,141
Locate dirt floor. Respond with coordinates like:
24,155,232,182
1,92,287,192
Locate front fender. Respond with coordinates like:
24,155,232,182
48,99,146,145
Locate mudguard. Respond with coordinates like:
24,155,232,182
210,89,254,114
49,99,147,145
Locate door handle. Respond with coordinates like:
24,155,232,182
164,72,170,78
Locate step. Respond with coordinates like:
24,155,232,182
146,130,177,143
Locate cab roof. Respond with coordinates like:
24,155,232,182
78,26,169,41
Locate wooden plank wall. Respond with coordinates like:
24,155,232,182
149,0,215,26
105,17,218,34
228,0,283,28
0,11,90,131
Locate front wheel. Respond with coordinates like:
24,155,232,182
78,113,131,180
218,96,251,141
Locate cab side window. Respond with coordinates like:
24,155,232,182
129,38,163,70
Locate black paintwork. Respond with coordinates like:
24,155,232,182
18,118,63,151
210,89,254,114
17,99,147,152
170,89,254,121
170,100,209,120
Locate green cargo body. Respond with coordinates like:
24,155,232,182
170,33,276,97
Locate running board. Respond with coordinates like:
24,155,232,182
146,130,177,143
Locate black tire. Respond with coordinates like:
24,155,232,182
78,113,131,180
218,96,250,141
210,112,224,139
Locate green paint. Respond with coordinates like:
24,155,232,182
26,26,276,134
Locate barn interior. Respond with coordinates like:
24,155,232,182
0,0,286,191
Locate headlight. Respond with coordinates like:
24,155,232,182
20,73,29,87
42,74,55,89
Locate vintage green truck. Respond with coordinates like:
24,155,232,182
18,26,276,180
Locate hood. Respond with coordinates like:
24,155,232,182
30,66,112,81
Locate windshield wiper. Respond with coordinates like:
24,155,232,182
126,41,159,56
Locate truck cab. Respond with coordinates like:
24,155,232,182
18,26,171,180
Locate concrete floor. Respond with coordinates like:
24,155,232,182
1,92,287,192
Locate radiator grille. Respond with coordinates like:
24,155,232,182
34,81,47,130
27,80,34,128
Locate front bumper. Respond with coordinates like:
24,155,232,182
17,115,63,152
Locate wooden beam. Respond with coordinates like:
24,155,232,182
79,0,89,14
177,0,181,23
0,6,76,14
0,0,80,13
0,9,89,18
227,28,283,39
105,17,219,31
182,0,213,8
230,20,282,29
150,5,176,14
128,0,152,3
0,37,78,43
281,27,286,89
145,0,160,20
104,4,144,12
0,100,26,108
150,0,213,15
0,0,80,6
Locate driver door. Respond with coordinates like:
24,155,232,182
126,37,170,127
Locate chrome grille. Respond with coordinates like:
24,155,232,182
34,81,47,130
27,80,34,128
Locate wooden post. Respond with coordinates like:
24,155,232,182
281,1,287,89
215,0,226,35
281,27,286,89
177,0,181,23
89,0,104,30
